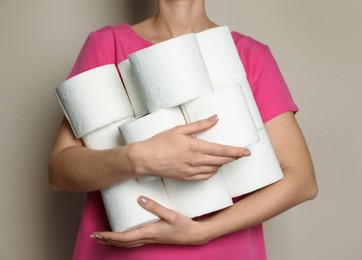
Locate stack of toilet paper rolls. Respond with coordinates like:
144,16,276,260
56,26,283,232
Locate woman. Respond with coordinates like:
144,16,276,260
48,0,317,259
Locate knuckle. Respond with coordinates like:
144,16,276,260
194,120,204,129
183,169,194,180
188,158,198,167
189,142,198,153
211,166,220,172
219,145,228,155
168,212,179,223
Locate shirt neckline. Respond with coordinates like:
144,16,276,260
124,23,155,46
124,23,236,46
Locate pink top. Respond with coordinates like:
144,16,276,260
69,24,298,260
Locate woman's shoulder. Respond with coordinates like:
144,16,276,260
67,24,134,77
231,31,270,58
86,23,132,41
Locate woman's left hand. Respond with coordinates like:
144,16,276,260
91,196,211,248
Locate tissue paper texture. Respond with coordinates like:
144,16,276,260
196,26,246,87
222,128,284,198
80,114,172,232
236,77,264,130
56,64,134,138
119,107,186,181
181,84,259,148
162,171,233,218
81,117,171,231
196,26,264,130
82,117,134,150
102,178,172,232
128,33,213,112
118,59,149,117
120,107,186,146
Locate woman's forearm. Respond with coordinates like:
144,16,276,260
90,113,317,247
202,167,317,242
48,116,249,192
48,145,137,192
201,112,317,242
48,119,138,192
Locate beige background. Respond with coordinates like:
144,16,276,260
0,0,361,259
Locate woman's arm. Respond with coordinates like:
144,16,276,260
202,112,317,240
91,112,317,247
48,115,250,192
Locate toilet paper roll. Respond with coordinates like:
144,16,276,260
128,33,213,112
55,64,134,138
82,117,134,150
101,178,172,232
181,83,259,148
195,26,264,130
119,107,187,181
222,128,284,198
162,171,233,218
196,26,245,87
80,115,170,232
217,77,264,130
118,59,149,117
236,77,264,130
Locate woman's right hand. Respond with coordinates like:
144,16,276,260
130,115,251,181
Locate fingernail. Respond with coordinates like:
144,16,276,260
207,114,218,122
243,150,251,156
138,196,149,206
90,234,103,239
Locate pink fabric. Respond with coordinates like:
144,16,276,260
70,24,298,260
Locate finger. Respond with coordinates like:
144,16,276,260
194,139,251,158
189,165,220,174
106,239,150,248
92,229,149,245
186,172,218,181
172,115,218,135
114,242,148,248
98,237,149,248
138,196,180,222
191,154,240,167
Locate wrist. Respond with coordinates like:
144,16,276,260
127,142,147,177
193,219,216,245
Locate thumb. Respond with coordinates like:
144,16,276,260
174,114,219,136
138,196,178,222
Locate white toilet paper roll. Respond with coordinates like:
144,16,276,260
236,77,264,130
196,26,264,130
101,178,172,232
222,128,284,198
162,171,233,218
181,83,259,148
82,117,134,150
79,115,171,232
128,33,213,112
196,26,245,87
119,107,187,181
55,64,134,138
217,77,264,130
118,59,149,117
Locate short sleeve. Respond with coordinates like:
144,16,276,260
67,26,117,79
233,32,299,123
248,45,299,123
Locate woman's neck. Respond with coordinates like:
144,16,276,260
133,0,217,44
154,0,215,37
